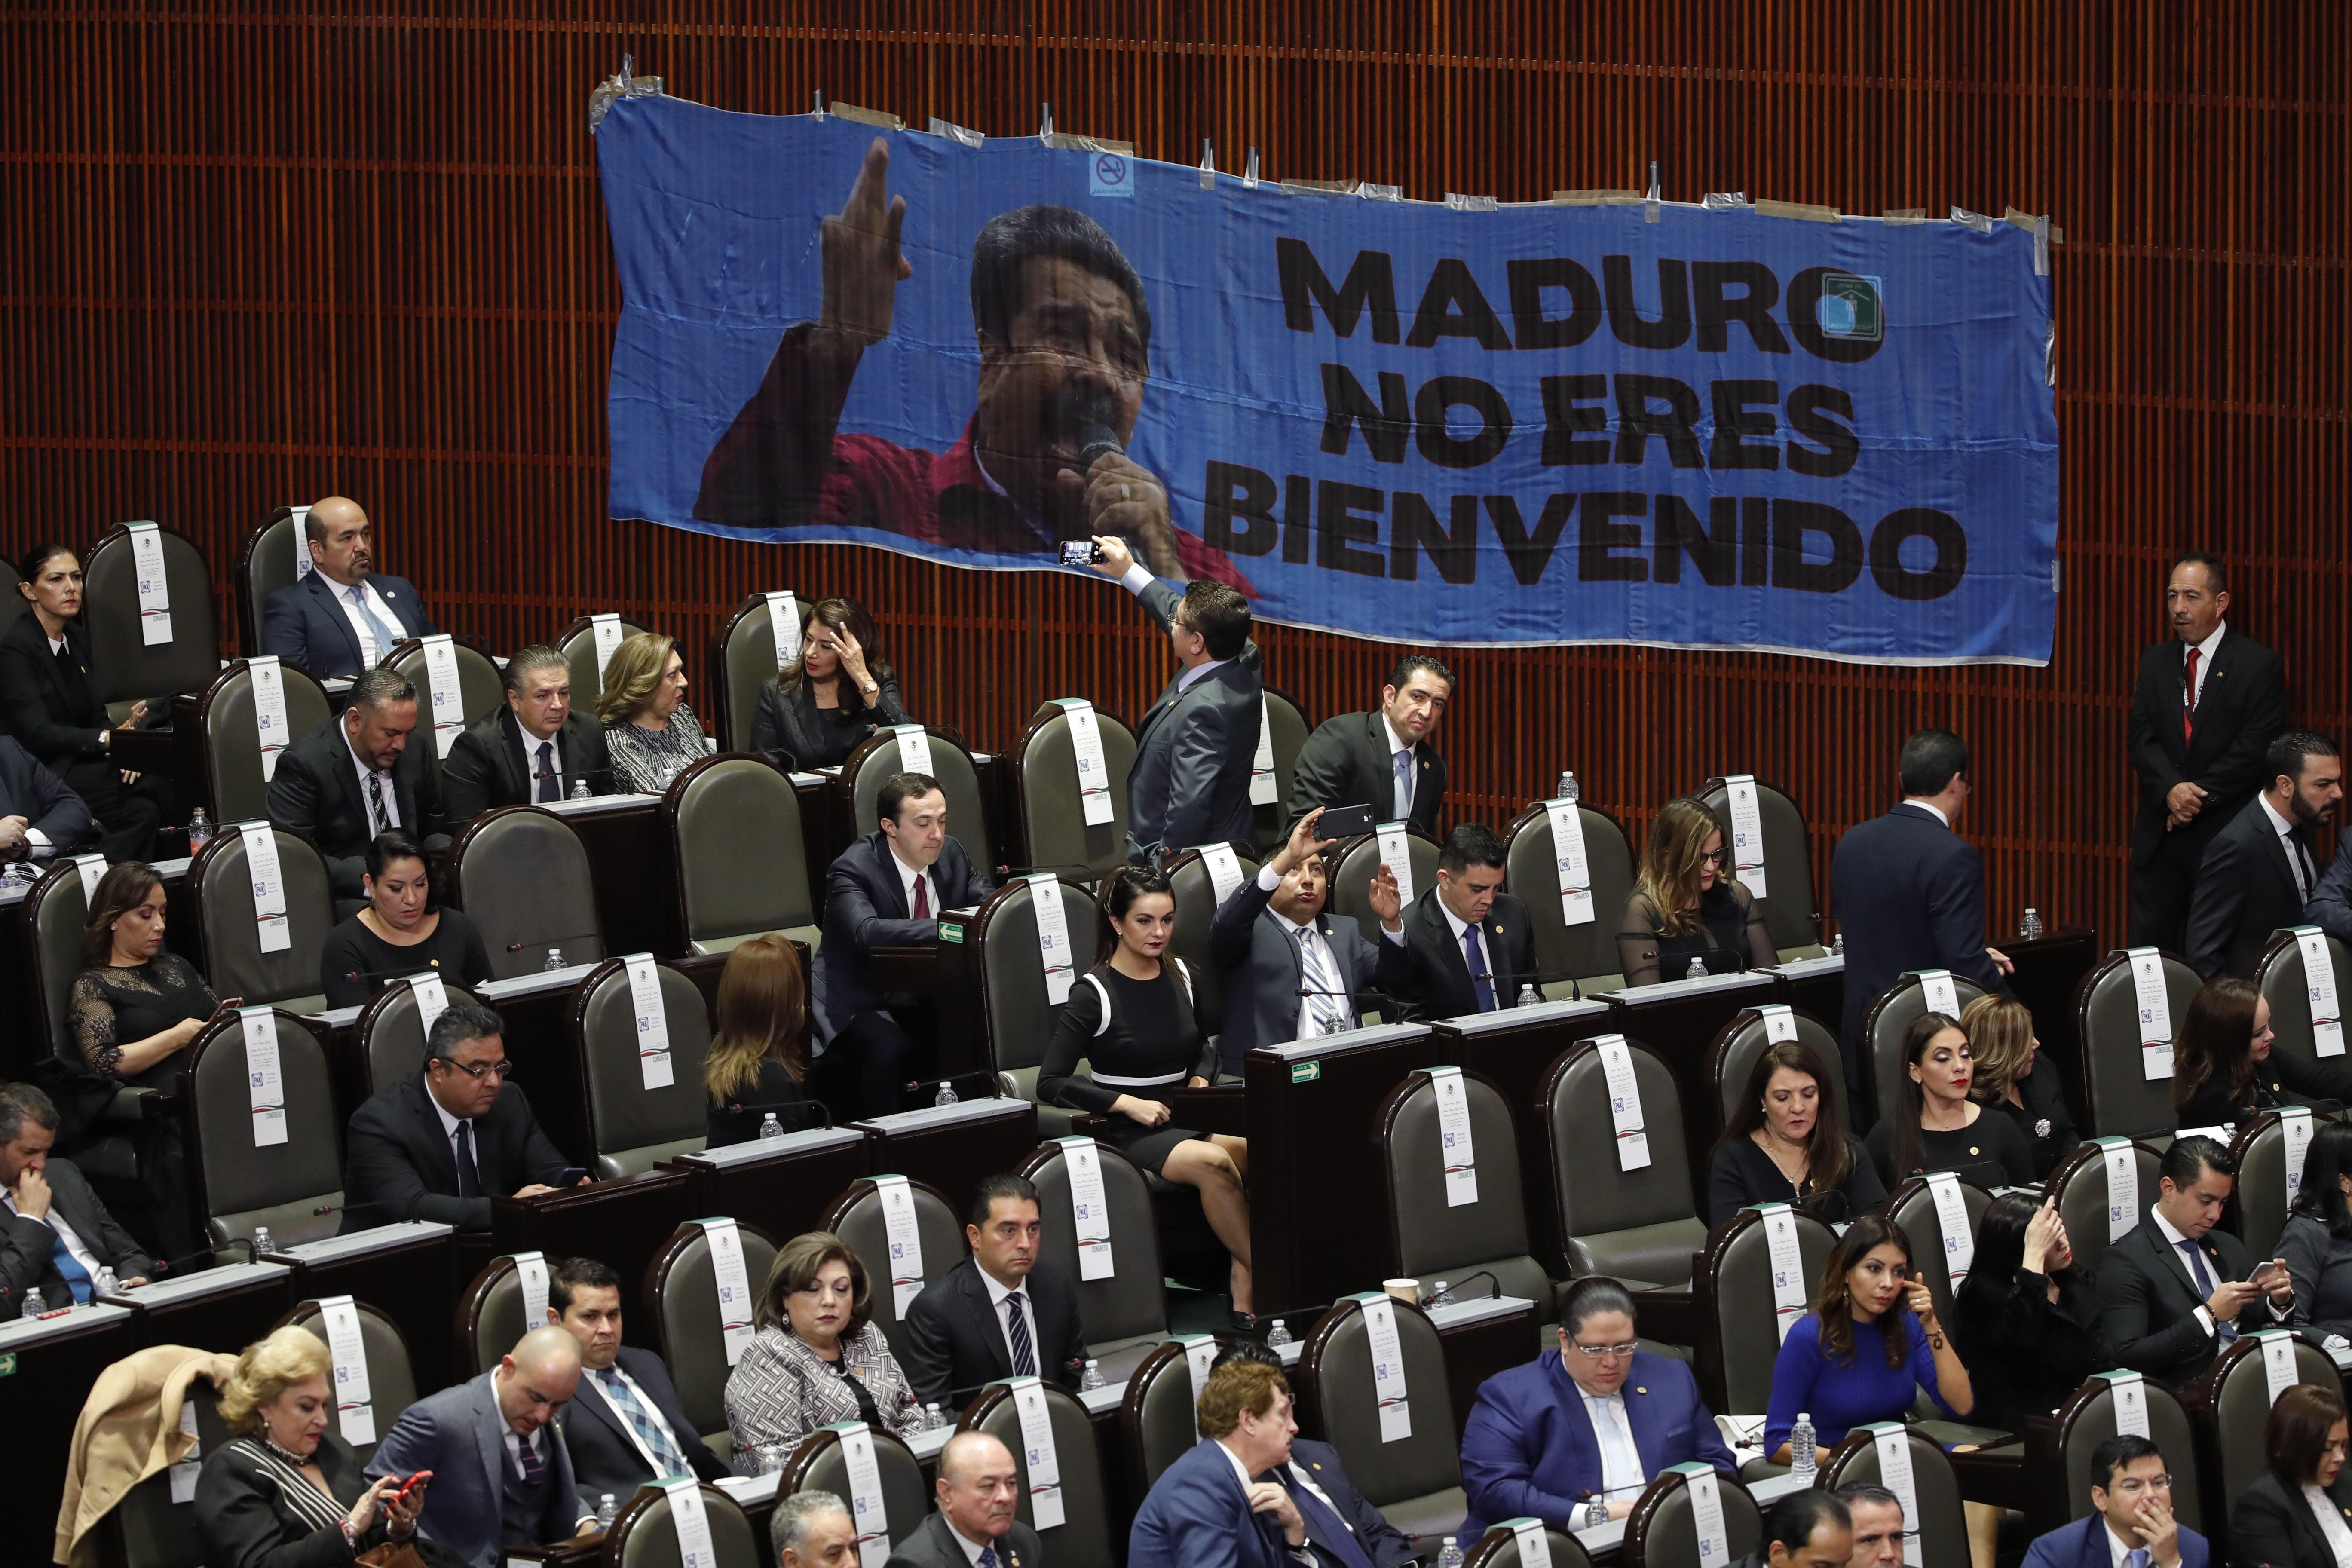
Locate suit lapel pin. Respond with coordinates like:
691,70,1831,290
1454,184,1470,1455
1491,924,1503,934
1311,1462,1323,1470
1634,1386,1647,1395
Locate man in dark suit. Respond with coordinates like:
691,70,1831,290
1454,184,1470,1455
1090,534,1263,865
2095,1136,2296,1389
2019,1433,2209,1568
1210,1341,1418,1568
1286,655,1453,837
1827,728,2012,1090
1211,806,1412,1072
1396,822,1539,1022
340,1001,581,1234
2127,552,2288,953
0,733,92,865
1733,1493,1853,1568
885,1432,1044,1568
267,665,449,905
1130,1360,1332,1568
1460,1278,1736,1532
822,770,999,1116
899,1173,1085,1408
442,644,615,825
366,1324,593,1567
2186,730,2341,978
259,496,436,678
0,1082,153,1316
544,1255,727,1510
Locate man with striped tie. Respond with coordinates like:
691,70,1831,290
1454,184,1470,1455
266,665,450,910
1209,806,1414,1076
546,1255,729,1512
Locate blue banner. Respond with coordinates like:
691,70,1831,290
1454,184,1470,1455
599,97,2058,664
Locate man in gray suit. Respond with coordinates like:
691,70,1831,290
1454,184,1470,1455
0,1082,153,1315
885,1432,1042,1568
367,1325,593,1567
1210,807,1412,1074
1091,535,1263,865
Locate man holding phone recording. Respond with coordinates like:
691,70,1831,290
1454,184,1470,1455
2095,1135,2297,1387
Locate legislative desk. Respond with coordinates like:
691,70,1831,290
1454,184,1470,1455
1597,970,1782,1179
663,1126,871,1245
264,1221,459,1391
1279,1292,1540,1443
492,1170,694,1348
1762,952,1844,1040
101,1259,296,1354
1431,998,1615,1274
851,1097,1039,1213
1246,1023,1440,1320
0,1302,138,1550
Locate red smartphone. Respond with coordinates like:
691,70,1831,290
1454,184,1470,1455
391,1472,428,1506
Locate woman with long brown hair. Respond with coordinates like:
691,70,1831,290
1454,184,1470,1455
1865,1011,2034,1188
704,934,817,1145
1615,796,1776,986
2171,974,2352,1129
2229,1383,2352,1568
749,597,914,770
1708,1038,1884,1225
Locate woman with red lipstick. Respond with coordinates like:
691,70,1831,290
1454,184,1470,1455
2172,976,2352,1131
1864,1012,2034,1190
1763,1215,1975,1463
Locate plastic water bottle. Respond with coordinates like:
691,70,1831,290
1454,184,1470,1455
1516,983,1540,1008
2019,907,2043,940
186,807,213,853
758,1112,785,1141
542,946,565,973
569,779,593,801
1080,1358,1103,1392
93,1265,117,1297
1439,1537,1464,1568
934,1080,959,1108
1583,1496,1611,1529
1265,1319,1292,1350
1831,932,1845,957
1686,956,1707,980
251,1225,273,1259
1558,771,1579,804
1430,1279,1451,1308
1790,1410,1818,1476
22,1287,45,1316
923,1402,946,1433
595,1494,618,1529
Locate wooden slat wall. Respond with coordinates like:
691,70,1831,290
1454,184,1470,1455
5,5,2347,947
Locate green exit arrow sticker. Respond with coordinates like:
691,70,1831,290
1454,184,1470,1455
1290,1061,1321,1084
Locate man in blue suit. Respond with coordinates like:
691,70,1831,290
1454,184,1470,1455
1130,1359,1333,1568
1090,535,1263,866
1461,1277,1736,1532
260,496,436,677
1209,1341,1418,1567
2021,1433,2208,1568
1828,728,2013,1091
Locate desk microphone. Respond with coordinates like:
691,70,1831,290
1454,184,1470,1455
1430,1269,1501,1306
503,931,603,957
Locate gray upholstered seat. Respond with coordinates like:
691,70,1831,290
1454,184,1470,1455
192,826,334,1013
82,521,220,707
668,754,819,957
1015,701,1136,882
381,635,504,779
557,614,650,714
966,1380,1116,1568
285,1298,417,1463
355,981,478,1097
1547,1041,1708,1289
2257,928,2352,1060
2045,1138,2161,1276
1697,1206,1837,1416
578,959,711,1178
459,1253,536,1376
845,727,992,868
237,506,304,655
2052,1375,2202,1532
1464,1522,1595,1568
1329,829,1439,935
2079,950,2202,1141
1882,1174,1993,1330
973,876,1101,1135
650,1221,781,1452
191,659,334,827
1383,1069,1555,1308
823,1177,969,1361
783,1426,929,1550
1694,777,1822,960
99,1379,233,1568
1120,1341,1204,1491
2197,1334,2343,1519
448,806,604,977
611,1484,762,1568
1711,1006,1850,1139
711,592,806,753
1023,1139,1167,1380
1865,971,1991,1130
1504,802,1637,998
1250,689,1312,857
187,1009,342,1248
1303,1298,1465,1549
2228,1110,2304,1275
26,860,156,1181
1622,1465,1762,1568
1165,844,1260,1038
0,553,24,638
1818,1426,1968,1568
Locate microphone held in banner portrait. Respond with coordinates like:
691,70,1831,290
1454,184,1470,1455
599,99,2058,666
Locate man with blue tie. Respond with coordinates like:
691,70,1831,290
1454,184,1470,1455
1396,823,1540,1021
543,1255,728,1511
1461,1277,1736,1531
1286,656,1453,838
260,496,437,678
2020,1433,2208,1568
0,1083,153,1316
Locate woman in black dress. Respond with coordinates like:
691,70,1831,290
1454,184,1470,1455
748,597,915,770
1947,1192,2110,1431
317,831,493,1008
1040,866,1254,1326
1864,1012,2035,1189
704,933,821,1145
1960,994,2080,1177
2172,975,2352,1130
1709,1038,1886,1226
1615,796,1777,986
70,861,238,1259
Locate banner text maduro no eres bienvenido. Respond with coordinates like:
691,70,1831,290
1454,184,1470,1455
599,98,2058,664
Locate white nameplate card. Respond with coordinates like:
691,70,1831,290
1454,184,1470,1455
2294,928,2343,1057
168,1397,202,1502
625,954,673,1089
1027,875,1075,1006
129,521,173,645
1912,968,1960,1017
2256,1329,2300,1406
2102,1369,2150,1437
1198,842,1244,903
318,1296,376,1446
1758,1203,1807,1342
1723,776,1767,898
1358,1293,1413,1442
664,1476,717,1568
891,725,934,778
2129,947,2174,1079
1545,799,1595,927
1057,700,1114,826
1429,1066,1479,1206
1675,1463,1731,1567
1507,1520,1554,1568
1926,1170,1974,1288
1378,823,1416,905
70,854,107,902
407,973,450,1036
876,1175,927,1317
1866,1424,1923,1567
701,1219,755,1366
241,1008,287,1148
827,1420,893,1568
250,656,291,781
288,504,314,580
764,591,802,669
1058,1136,1116,1280
419,635,464,757
590,613,625,684
1249,697,1278,805
1597,1035,1651,1172
1757,1003,1798,1044
2283,1106,2315,1210
513,1251,551,1326
2100,1137,2141,1242
240,824,291,954
1179,1334,1219,1406
1009,1376,1066,1529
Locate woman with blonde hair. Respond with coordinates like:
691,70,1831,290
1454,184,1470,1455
196,1325,446,1566
596,631,714,793
722,1231,922,1469
1959,993,2078,1177
1615,796,1776,986
704,934,818,1145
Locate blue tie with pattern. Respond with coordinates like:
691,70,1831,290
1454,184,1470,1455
1004,1291,1036,1377
49,1231,93,1304
348,585,405,663
2178,1239,2238,1342
596,1367,689,1477
1462,925,1496,1012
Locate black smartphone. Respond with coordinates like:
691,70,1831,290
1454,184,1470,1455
1319,802,1377,840
1058,539,1103,567
554,1167,588,1187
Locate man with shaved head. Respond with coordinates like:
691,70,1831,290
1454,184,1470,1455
368,1324,594,1566
261,495,438,678
885,1431,1040,1568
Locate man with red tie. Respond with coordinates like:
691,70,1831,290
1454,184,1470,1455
2127,552,2286,953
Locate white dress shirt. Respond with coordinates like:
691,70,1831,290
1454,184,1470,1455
1906,799,1951,828
343,723,401,831
1381,713,1415,819
1259,869,1351,1041
1577,1386,1648,1499
2185,621,2227,709
429,1096,479,1189
334,578,406,668
980,1265,1043,1378
583,1360,687,1473
0,1187,104,1283
1214,1441,1317,1566
514,723,567,799
2306,1485,2352,1568
2150,1205,2289,1332
944,1519,996,1566
2102,1522,2146,1568
890,844,940,922
2260,793,2316,902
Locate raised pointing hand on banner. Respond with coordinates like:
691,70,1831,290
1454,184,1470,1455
821,137,911,347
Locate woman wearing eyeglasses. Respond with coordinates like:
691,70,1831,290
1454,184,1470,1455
1616,797,1777,986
